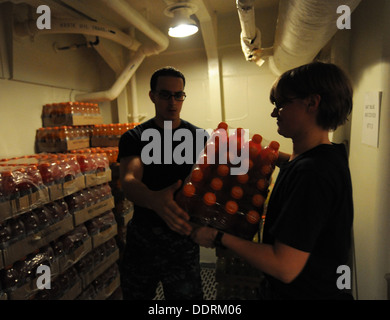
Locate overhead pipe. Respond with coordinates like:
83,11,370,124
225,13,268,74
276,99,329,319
75,48,145,102
269,0,362,75
95,0,169,57
14,19,141,51
236,0,361,75
130,75,140,123
15,0,169,102
75,0,170,102
54,36,100,51
14,17,146,102
236,0,271,67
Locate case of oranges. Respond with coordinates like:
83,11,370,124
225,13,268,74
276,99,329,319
175,122,279,241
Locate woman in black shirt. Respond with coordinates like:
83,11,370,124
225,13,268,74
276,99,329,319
191,62,354,300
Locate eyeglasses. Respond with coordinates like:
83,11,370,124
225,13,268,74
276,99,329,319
154,90,186,101
272,97,300,110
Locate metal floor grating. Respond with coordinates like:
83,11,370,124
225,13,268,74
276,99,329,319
153,263,217,300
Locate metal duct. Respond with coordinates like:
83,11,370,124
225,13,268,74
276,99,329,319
269,0,362,75
236,0,264,66
237,0,362,75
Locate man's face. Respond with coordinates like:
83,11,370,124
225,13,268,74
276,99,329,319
150,76,185,125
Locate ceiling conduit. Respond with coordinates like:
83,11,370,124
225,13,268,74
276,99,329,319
14,19,142,51
15,0,169,102
75,0,170,102
95,0,169,56
237,0,362,75
236,0,269,67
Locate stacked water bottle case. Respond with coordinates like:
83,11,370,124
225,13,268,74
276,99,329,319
0,101,126,300
175,121,278,300
175,122,279,241
36,102,102,153
36,101,140,153
0,151,120,300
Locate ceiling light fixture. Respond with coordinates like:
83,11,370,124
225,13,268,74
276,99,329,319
164,2,199,38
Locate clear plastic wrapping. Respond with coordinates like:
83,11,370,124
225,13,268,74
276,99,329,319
36,126,92,153
85,211,116,236
0,146,118,300
41,102,102,127
175,122,279,240
91,123,139,147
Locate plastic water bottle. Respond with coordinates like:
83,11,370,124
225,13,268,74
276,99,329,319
193,192,217,226
214,200,239,231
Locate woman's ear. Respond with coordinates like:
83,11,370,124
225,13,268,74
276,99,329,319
306,94,321,112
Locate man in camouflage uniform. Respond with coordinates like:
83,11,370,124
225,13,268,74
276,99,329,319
117,67,207,300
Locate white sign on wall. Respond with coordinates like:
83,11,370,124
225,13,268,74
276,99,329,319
362,91,382,148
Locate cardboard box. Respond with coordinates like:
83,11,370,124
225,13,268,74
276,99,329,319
0,177,84,221
80,248,119,288
7,268,83,300
43,114,103,127
59,279,83,300
91,224,117,249
50,256,61,279
58,237,93,274
72,196,115,226
48,183,64,202
37,138,90,153
48,175,85,202
16,194,30,213
66,138,90,151
29,187,50,209
1,215,74,267
70,114,103,126
94,274,120,300
3,187,50,219
7,257,60,300
118,208,133,227
7,278,37,300
84,169,112,187
63,175,85,198
0,200,13,221
90,136,119,148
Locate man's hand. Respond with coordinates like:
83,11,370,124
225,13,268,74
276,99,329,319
191,226,218,248
151,180,193,236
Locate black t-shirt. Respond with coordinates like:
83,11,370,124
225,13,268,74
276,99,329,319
117,118,208,227
262,143,354,299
